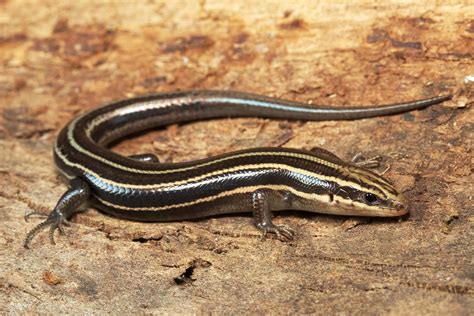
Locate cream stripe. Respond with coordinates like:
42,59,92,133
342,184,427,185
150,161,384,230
84,97,191,138
70,118,341,175
64,102,399,201
348,165,393,187
55,143,392,198
94,184,392,216
345,166,396,197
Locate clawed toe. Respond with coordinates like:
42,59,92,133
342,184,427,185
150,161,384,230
49,225,56,244
24,211,48,222
277,226,295,241
259,224,295,242
352,153,382,169
23,177,90,249
24,211,71,248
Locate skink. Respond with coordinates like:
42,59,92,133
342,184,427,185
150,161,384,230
24,90,451,247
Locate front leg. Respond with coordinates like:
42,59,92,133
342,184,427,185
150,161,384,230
251,190,295,241
24,177,90,248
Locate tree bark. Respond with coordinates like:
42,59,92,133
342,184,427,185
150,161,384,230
0,1,472,314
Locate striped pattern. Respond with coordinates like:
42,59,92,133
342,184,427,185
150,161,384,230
52,90,449,219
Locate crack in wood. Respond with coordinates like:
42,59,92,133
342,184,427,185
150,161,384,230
402,281,473,295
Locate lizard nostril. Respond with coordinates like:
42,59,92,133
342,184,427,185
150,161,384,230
394,201,409,215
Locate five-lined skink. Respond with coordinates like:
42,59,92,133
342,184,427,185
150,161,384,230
24,90,451,247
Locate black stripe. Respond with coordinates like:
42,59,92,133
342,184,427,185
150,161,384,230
88,167,340,208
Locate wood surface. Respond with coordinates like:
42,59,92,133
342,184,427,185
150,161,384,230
0,1,473,314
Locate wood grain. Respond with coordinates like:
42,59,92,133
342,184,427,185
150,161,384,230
0,1,472,314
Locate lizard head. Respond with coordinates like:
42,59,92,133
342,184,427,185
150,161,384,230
325,165,409,217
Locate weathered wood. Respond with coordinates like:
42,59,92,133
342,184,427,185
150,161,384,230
0,1,472,314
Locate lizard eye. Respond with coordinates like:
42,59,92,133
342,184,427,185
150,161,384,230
363,193,378,205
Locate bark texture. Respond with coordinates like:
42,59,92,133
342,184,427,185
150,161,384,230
0,1,472,314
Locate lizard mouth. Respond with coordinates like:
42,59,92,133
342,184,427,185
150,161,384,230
392,195,409,216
